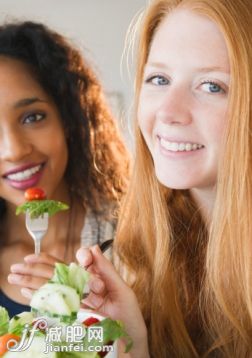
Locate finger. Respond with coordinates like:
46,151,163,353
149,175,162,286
89,245,127,293
8,273,47,290
21,288,34,300
24,252,62,265
76,247,94,269
10,263,54,279
88,276,106,295
81,291,104,309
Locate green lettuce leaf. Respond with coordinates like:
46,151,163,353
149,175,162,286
50,263,90,299
0,306,9,335
51,263,69,286
82,318,133,353
8,311,34,335
16,200,69,218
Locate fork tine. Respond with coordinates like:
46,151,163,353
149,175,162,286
25,213,49,231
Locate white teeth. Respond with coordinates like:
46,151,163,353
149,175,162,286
185,143,192,151
178,143,185,151
171,143,179,151
7,164,42,181
160,138,203,152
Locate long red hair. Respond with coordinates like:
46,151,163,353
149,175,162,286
116,0,252,356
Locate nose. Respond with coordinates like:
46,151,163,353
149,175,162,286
0,127,33,162
156,85,193,125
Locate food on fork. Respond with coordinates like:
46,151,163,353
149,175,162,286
16,187,69,219
24,188,46,201
15,187,69,255
0,263,132,357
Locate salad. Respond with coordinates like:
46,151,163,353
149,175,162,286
0,263,132,357
16,188,69,219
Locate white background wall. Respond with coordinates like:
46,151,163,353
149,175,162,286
0,0,148,145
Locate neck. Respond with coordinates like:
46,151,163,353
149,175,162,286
190,186,216,227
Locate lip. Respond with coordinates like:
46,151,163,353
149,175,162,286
2,162,45,178
3,162,46,191
157,134,204,146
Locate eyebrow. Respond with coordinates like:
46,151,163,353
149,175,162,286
195,66,230,74
146,62,230,74
13,97,48,109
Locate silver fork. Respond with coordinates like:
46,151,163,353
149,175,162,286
25,212,49,255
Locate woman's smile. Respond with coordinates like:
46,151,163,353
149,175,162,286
2,162,46,190
157,135,205,159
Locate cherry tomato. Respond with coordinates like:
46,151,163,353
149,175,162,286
82,316,100,327
0,333,20,355
24,188,46,201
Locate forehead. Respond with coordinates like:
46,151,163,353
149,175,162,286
147,8,229,71
0,56,38,85
0,56,52,103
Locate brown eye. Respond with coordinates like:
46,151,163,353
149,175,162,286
22,113,45,124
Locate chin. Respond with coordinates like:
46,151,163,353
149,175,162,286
155,172,197,190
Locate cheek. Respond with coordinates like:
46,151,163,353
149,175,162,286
217,111,228,140
47,130,68,168
198,106,228,145
56,136,68,164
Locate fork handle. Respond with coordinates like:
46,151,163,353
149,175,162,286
29,231,46,255
34,239,41,255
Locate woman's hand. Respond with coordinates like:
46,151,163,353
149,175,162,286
76,245,150,358
8,252,61,299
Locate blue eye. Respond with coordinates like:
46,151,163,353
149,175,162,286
201,81,224,93
146,75,169,86
22,113,45,124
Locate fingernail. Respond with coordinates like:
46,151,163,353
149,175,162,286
10,264,23,272
24,255,37,262
8,274,20,283
21,288,32,299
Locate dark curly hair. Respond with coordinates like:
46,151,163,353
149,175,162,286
0,21,129,217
